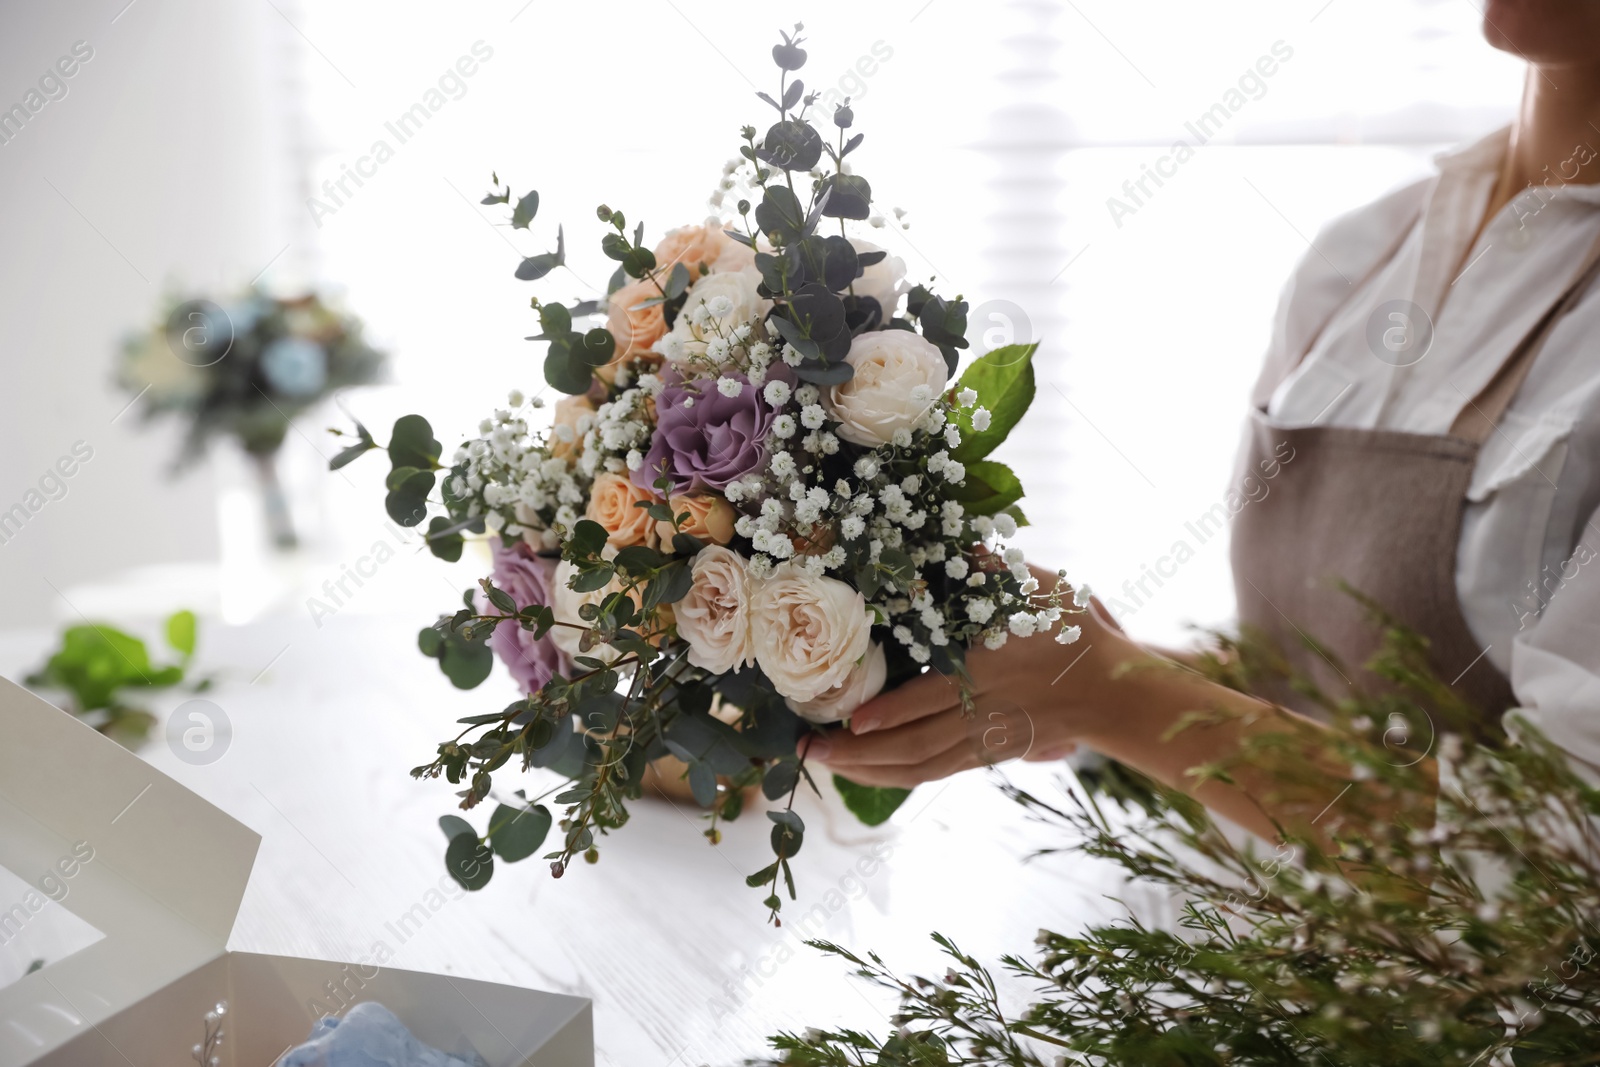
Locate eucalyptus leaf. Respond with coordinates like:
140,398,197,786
489,802,552,863
444,832,494,891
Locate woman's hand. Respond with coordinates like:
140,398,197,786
802,570,1144,789
801,562,1386,846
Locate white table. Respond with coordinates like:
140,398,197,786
1,575,1137,1066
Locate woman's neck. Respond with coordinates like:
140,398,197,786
1490,62,1600,217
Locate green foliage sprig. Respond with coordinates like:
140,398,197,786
24,610,202,747
757,616,1600,1065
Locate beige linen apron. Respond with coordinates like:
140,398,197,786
1230,225,1600,720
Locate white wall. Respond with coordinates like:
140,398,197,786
0,0,304,619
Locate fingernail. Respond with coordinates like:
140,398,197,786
804,737,832,761
852,716,878,735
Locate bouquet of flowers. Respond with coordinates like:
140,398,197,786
335,25,1081,920
118,288,386,546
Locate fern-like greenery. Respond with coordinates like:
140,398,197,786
755,609,1600,1065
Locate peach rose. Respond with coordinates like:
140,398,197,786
549,395,595,460
676,545,756,674
654,218,756,275
657,494,736,547
785,642,886,724
750,562,873,703
606,273,669,360
586,472,661,549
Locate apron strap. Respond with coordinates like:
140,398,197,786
1448,226,1600,444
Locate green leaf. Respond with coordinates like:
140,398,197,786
770,820,804,858
444,832,494,891
833,775,911,826
515,225,565,281
388,415,441,470
948,459,1024,516
614,544,665,575
330,420,377,470
569,565,614,593
754,185,807,245
426,515,464,562
384,468,436,526
757,119,823,172
688,762,718,808
543,338,594,395
763,759,800,800
663,261,691,299
654,560,694,605
745,861,780,888
510,189,539,229
950,343,1037,463
569,519,609,558
818,173,872,220
438,814,475,841
440,637,493,690
534,302,572,339
164,610,197,658
489,802,551,862
576,328,616,368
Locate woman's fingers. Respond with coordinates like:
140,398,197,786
812,708,968,767
1023,742,1078,762
822,733,984,790
848,667,964,734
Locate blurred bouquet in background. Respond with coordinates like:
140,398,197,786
117,288,386,548
335,25,1081,921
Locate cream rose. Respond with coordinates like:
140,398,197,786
847,238,907,318
785,642,886,724
749,563,873,703
550,552,620,662
676,545,755,674
663,268,771,366
586,472,661,549
825,330,949,446
657,493,736,546
655,218,756,275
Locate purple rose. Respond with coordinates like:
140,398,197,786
632,367,789,496
478,539,566,693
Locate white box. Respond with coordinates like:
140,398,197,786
0,677,592,1067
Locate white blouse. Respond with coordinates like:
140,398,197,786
1256,126,1600,772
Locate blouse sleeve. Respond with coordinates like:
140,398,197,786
1508,517,1600,777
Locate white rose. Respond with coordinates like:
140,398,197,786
848,239,907,318
676,545,756,674
666,268,771,366
550,550,621,662
750,562,873,703
825,330,949,447
785,642,886,724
